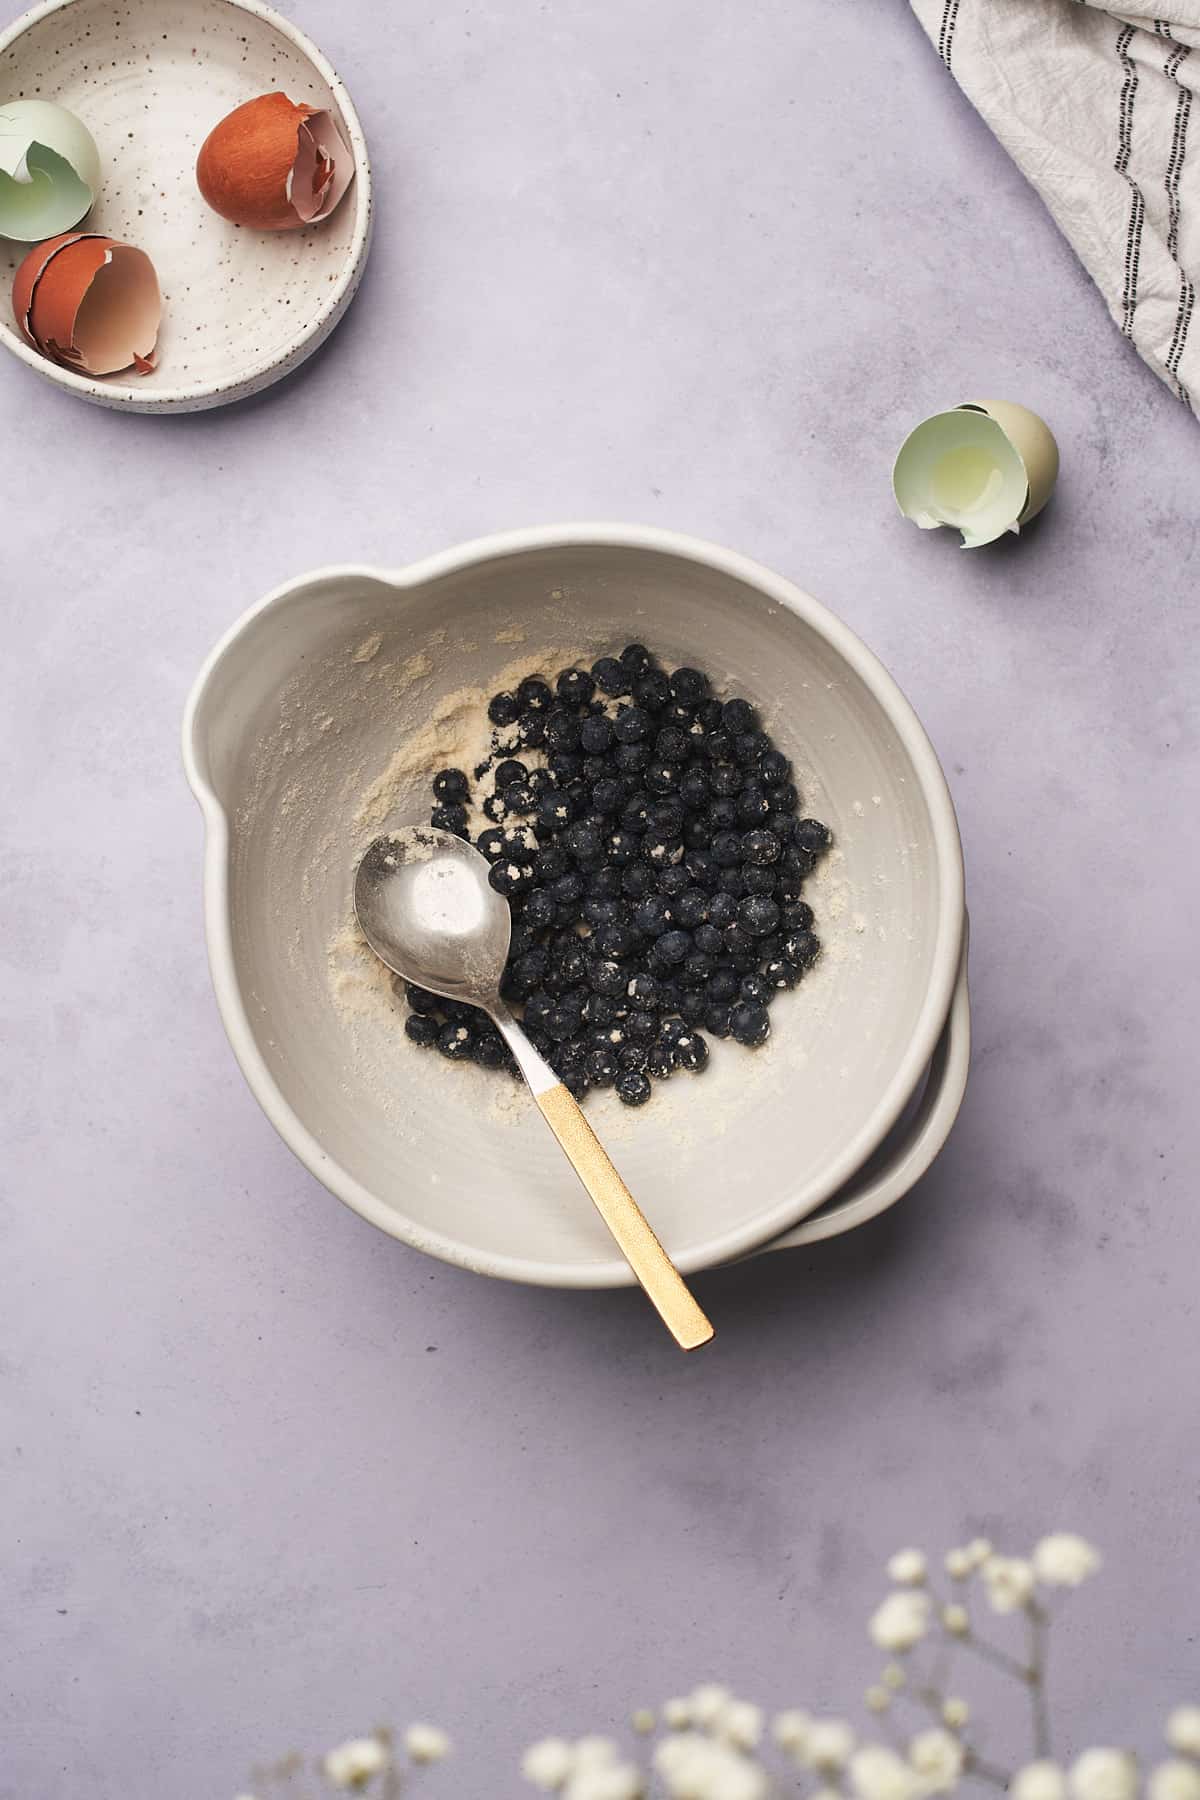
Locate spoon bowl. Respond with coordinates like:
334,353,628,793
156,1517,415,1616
355,829,510,1004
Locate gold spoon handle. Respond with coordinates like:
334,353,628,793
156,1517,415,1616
492,1008,714,1351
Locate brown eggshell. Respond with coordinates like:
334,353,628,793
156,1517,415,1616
12,231,161,376
196,91,320,230
11,231,96,349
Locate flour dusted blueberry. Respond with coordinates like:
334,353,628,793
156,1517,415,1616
403,641,829,1105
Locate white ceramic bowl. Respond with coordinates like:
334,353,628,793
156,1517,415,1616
184,526,967,1286
0,0,371,411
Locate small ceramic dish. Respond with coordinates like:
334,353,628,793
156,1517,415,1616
183,526,968,1287
0,0,371,411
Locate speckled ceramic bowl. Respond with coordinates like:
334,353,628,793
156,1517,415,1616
184,526,969,1287
0,0,371,411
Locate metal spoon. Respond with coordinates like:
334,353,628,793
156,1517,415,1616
354,827,714,1351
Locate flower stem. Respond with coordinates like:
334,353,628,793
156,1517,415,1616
1028,1603,1051,1759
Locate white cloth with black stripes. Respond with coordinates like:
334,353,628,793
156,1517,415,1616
911,0,1199,414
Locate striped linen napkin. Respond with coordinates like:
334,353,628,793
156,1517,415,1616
911,1,1199,414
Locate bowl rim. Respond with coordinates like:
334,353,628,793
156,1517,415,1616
0,0,372,411
183,523,967,1287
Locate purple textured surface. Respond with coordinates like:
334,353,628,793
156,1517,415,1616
3,2,1198,1795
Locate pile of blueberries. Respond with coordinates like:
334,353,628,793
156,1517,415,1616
402,643,830,1107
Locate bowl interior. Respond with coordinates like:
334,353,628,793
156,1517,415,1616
0,0,366,409
192,541,962,1282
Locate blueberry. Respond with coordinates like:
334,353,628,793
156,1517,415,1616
614,741,651,773
588,958,626,996
649,798,685,837
655,725,690,762
473,1030,509,1068
619,642,653,672
712,830,743,868
669,666,708,705
622,864,655,900
729,1000,770,1047
586,1047,619,1087
780,899,815,932
708,797,739,831
742,828,781,866
717,867,745,899
493,759,528,790
432,767,470,802
587,865,624,900
794,818,833,855
626,1009,658,1042
546,1004,582,1042
405,1012,439,1047
764,956,799,990
675,888,710,929
742,867,778,897
430,803,468,836
618,1042,650,1072
704,1003,732,1038
706,968,739,1003
656,929,691,965
621,793,652,834
589,776,623,814
545,711,582,752
591,655,631,697
696,697,724,731
564,821,603,863
679,768,711,809
723,921,756,957
642,836,681,867
781,929,821,969
405,983,440,1014
738,895,780,937
551,871,585,907
693,922,723,957
579,715,613,754
488,691,520,726
708,892,738,928
517,676,552,713
646,1042,676,1080
646,762,681,795
596,922,636,959
511,948,551,992
504,784,535,815
437,1021,474,1059
626,971,661,1009
634,895,673,937
710,764,742,798
534,843,569,882
607,832,638,867
721,697,757,735
556,667,596,708
522,888,555,930
704,731,733,764
683,850,717,889
680,952,715,987
657,863,690,898
632,669,671,712
760,750,791,786
675,1030,709,1071
739,972,772,1005
736,787,772,826
490,859,533,897
613,706,651,744
615,1068,651,1106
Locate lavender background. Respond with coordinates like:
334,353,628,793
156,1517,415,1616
3,2,1199,1795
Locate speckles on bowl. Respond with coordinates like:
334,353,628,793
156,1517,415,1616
0,0,372,411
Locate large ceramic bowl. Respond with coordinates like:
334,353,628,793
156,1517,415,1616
183,526,967,1286
0,0,372,411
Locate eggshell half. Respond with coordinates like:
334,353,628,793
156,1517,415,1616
0,99,100,240
12,231,161,375
892,401,1059,550
196,90,354,230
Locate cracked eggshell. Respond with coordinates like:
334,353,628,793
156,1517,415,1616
12,231,161,375
196,91,354,230
893,401,1059,550
0,99,100,241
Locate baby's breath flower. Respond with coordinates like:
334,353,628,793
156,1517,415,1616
404,1724,450,1764
941,1699,969,1731
806,1720,857,1773
1033,1535,1101,1588
814,1789,844,1800
564,1763,644,1800
632,1710,656,1736
866,1687,891,1714
965,1538,993,1569
1167,1711,1200,1759
982,1555,1036,1615
322,1737,389,1790
691,1685,732,1729
663,1699,692,1730
655,1732,767,1800
850,1745,920,1800
1013,1763,1068,1800
718,1701,763,1751
1150,1765,1200,1800
773,1709,811,1755
909,1728,964,1793
523,1738,575,1790
870,1591,932,1652
944,1549,973,1580
888,1550,928,1586
1070,1749,1139,1800
883,1665,907,1691
941,1603,969,1637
